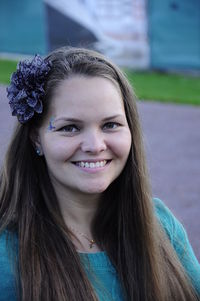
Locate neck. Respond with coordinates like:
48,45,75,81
54,188,100,233
61,197,99,233
50,180,102,252
58,193,101,252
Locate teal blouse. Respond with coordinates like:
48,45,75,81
0,198,200,301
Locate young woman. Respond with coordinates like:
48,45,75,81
0,47,199,301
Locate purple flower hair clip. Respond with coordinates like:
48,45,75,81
7,54,52,124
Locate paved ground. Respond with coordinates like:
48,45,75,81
138,101,200,260
0,85,200,260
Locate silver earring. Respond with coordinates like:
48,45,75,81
36,148,42,156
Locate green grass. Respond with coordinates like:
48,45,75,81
1,58,200,105
125,70,200,106
0,59,18,84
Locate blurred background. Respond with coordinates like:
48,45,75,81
0,0,200,71
0,0,200,259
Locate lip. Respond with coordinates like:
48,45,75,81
71,159,111,163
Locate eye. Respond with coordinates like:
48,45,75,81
103,122,121,130
58,124,79,133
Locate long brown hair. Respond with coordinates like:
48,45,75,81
0,47,198,300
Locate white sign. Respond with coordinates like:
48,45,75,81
45,0,150,68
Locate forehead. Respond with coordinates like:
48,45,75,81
48,76,125,118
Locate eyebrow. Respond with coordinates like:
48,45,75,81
54,114,124,123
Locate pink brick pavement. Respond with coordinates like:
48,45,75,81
0,85,200,260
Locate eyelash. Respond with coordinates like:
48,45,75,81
103,122,121,130
58,125,79,133
58,122,121,133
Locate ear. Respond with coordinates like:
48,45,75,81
29,128,43,156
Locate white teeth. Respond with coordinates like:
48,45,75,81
76,160,107,168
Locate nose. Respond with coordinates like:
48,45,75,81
81,130,107,154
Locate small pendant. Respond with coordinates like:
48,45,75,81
89,239,95,248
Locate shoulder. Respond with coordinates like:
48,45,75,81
0,230,18,299
0,230,18,269
153,197,196,253
153,197,200,295
153,197,178,242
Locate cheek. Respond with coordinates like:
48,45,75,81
109,131,131,160
41,138,77,162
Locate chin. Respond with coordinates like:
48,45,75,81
81,182,110,195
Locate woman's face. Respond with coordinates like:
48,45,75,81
37,75,131,199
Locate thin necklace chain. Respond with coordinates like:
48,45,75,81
68,225,96,249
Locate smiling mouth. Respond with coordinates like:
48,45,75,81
72,160,112,169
